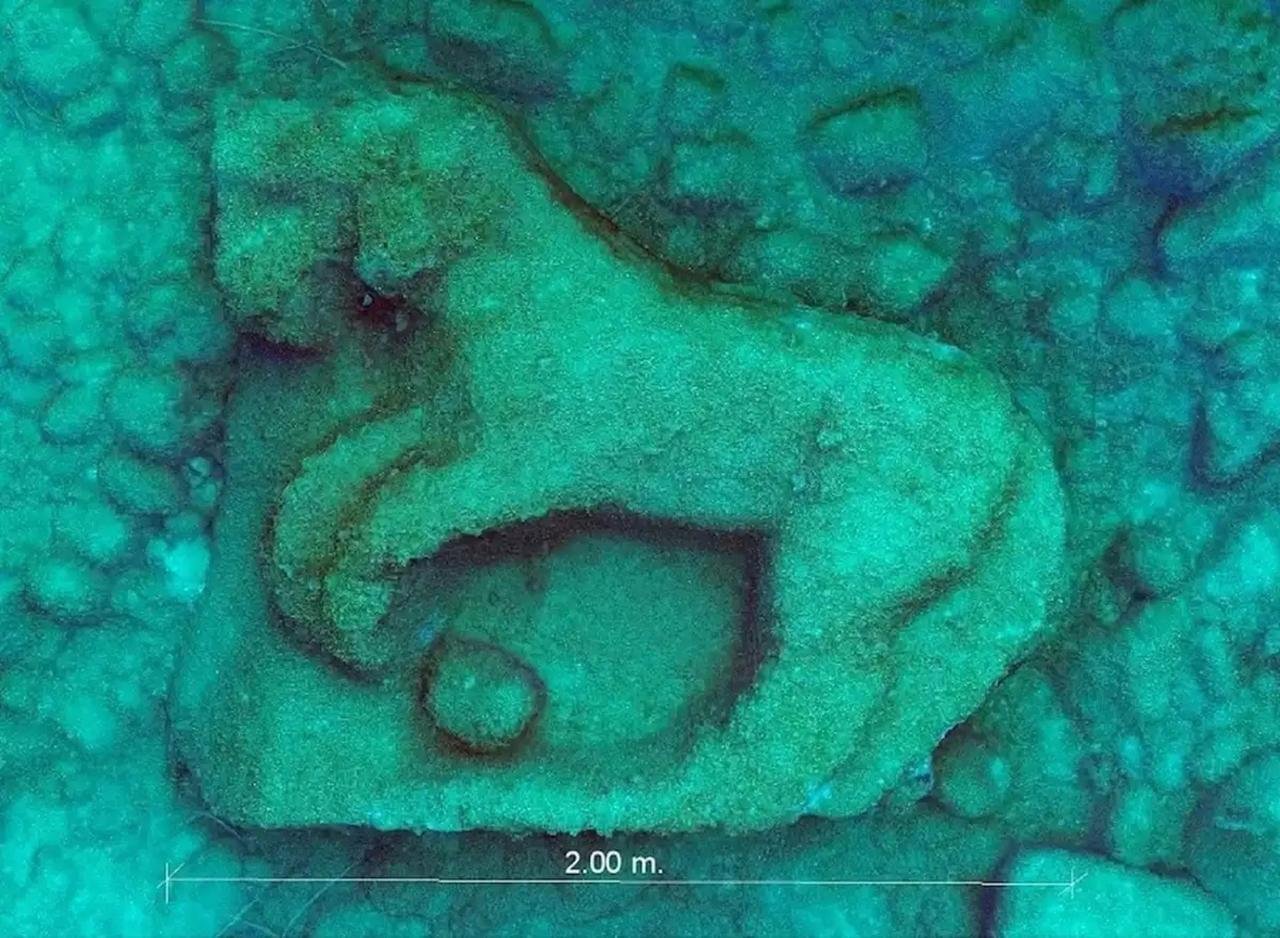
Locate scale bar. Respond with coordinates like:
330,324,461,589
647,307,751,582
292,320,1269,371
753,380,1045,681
160,868,1087,903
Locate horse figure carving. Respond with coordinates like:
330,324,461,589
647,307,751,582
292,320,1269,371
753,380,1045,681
172,72,1065,833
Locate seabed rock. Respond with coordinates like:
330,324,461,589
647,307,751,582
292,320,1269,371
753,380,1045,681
991,847,1237,938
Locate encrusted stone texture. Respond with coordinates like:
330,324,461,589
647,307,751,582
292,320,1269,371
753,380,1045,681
172,73,1065,833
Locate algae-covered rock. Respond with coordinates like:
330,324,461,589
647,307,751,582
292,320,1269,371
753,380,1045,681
54,498,133,567
1188,750,1280,933
1162,156,1280,276
172,73,1066,834
7,3,108,105
932,729,1010,819
1108,503,1213,599
934,664,1091,841
106,367,198,458
1196,330,1280,484
97,451,183,516
22,555,105,624
424,0,566,97
41,382,106,444
807,89,928,196
992,848,1237,938
1110,0,1280,196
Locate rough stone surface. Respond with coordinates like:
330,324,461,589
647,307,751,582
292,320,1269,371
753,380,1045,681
171,74,1066,834
992,848,1238,938
1188,750,1280,933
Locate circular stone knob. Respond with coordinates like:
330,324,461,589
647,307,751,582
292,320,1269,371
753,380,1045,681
424,637,543,754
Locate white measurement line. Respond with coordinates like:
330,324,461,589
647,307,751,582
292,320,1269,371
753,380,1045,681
159,865,1087,904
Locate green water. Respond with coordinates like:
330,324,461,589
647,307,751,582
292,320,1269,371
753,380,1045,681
3,2,1279,935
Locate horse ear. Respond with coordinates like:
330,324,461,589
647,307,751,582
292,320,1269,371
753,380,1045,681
213,90,357,351
352,164,510,301
352,92,522,302
353,181,435,298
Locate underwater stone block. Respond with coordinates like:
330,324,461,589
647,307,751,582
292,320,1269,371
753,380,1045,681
806,89,928,196
1110,0,1280,197
1196,331,1280,484
6,3,107,105
1188,750,1280,933
424,0,565,98
171,74,1066,833
1162,155,1280,276
992,848,1238,938
932,728,1010,819
22,556,104,624
934,664,1092,842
